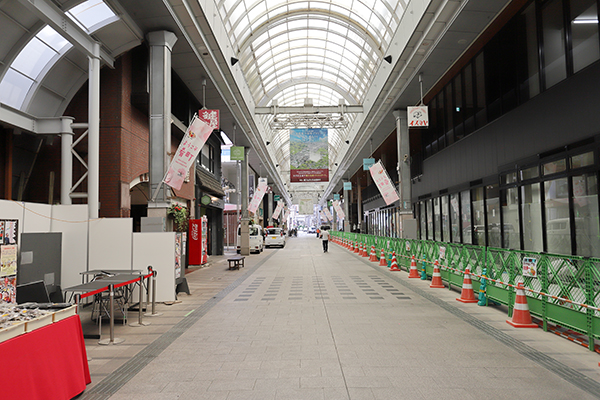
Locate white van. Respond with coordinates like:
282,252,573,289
237,224,264,254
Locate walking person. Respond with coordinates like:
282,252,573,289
321,227,330,252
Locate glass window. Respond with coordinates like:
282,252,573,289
572,173,600,257
543,159,567,175
426,199,433,240
450,193,460,243
472,187,485,246
420,202,427,240
519,3,540,101
454,73,464,139
522,183,543,251
486,185,501,248
521,166,539,180
445,85,454,146
542,0,567,88
474,52,487,128
571,151,595,169
545,177,571,255
442,196,450,242
461,190,472,244
502,172,518,184
502,187,521,249
463,63,476,135
434,197,442,241
570,0,600,73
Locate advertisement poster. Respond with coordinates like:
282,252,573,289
290,128,329,182
272,200,284,220
4,220,17,244
201,216,208,265
188,219,202,265
248,180,268,214
523,257,537,277
175,233,182,279
0,245,17,277
0,276,16,304
439,246,446,260
323,208,333,222
165,116,214,190
369,161,400,205
333,200,345,219
299,199,314,215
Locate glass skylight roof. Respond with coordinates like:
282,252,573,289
217,0,406,170
0,0,116,110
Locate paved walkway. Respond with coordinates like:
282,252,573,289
79,233,600,399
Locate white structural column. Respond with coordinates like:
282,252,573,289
394,110,411,211
268,191,273,226
240,147,250,255
343,185,350,232
88,42,101,219
147,31,178,221
60,120,74,205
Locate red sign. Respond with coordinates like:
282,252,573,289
198,109,219,130
290,169,329,182
188,219,202,265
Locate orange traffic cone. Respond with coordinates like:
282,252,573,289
350,241,355,252
430,260,444,288
378,248,387,266
456,268,478,303
408,255,420,278
506,281,538,328
362,243,369,258
369,245,378,262
354,242,360,254
390,252,400,271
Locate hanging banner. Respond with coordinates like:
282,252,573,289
407,106,429,127
290,128,329,182
198,109,220,130
230,146,244,160
369,160,400,205
248,180,268,214
283,209,290,223
165,116,214,190
333,200,345,219
319,211,327,221
363,158,375,171
272,200,284,220
333,194,340,201
323,208,333,222
299,199,314,215
343,181,352,191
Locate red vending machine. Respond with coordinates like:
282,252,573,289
189,217,208,265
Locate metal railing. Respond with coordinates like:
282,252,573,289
330,231,600,352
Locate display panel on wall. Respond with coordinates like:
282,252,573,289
290,128,329,182
0,220,18,303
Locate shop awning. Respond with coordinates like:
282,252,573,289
196,166,225,197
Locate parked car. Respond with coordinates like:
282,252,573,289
237,224,264,254
308,226,316,233
265,227,286,248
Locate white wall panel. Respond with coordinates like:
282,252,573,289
22,202,52,232
88,218,133,271
133,232,175,302
51,205,89,290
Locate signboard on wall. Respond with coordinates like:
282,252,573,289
290,128,329,182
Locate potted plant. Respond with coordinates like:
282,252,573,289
167,203,189,232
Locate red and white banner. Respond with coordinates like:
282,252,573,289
248,180,268,214
369,160,400,205
165,116,213,190
283,209,290,223
323,208,333,222
319,211,327,221
408,106,429,127
333,200,345,219
198,109,219,130
271,201,284,220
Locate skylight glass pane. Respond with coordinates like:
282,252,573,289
12,37,56,79
68,0,116,32
36,26,69,52
0,69,34,109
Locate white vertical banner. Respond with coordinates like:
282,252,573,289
271,201,284,220
319,211,327,221
369,160,400,205
323,208,333,222
165,116,214,190
248,180,268,214
333,200,345,219
283,209,290,224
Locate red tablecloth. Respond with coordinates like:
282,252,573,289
3,314,91,400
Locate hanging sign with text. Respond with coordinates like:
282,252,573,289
408,106,429,127
369,160,400,205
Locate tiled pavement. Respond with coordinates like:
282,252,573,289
77,233,600,400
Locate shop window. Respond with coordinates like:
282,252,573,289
450,193,460,243
570,0,600,73
502,187,521,249
545,177,571,254
518,2,541,101
571,151,595,169
420,202,427,240
472,187,485,246
454,73,464,139
461,190,472,244
463,63,476,136
522,183,543,252
426,199,434,240
445,85,455,146
543,158,567,175
434,197,442,241
572,173,600,257
442,196,450,242
521,165,539,180
486,185,501,248
474,53,487,128
542,0,567,88
501,172,518,185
